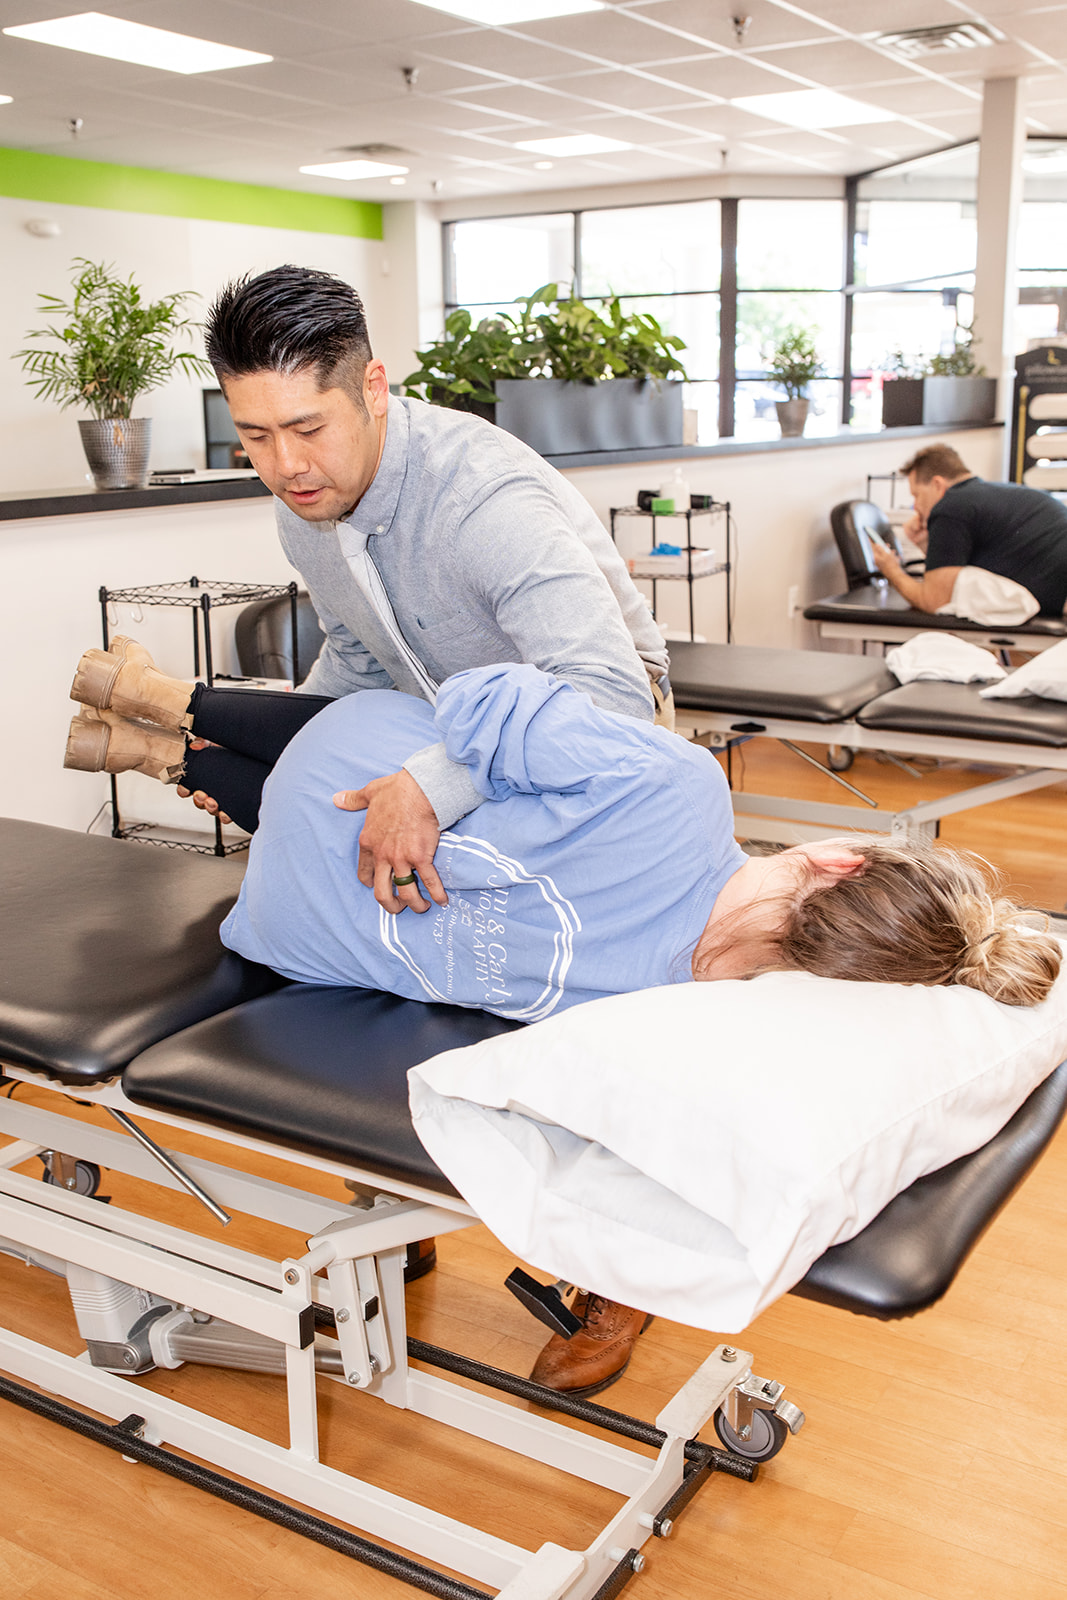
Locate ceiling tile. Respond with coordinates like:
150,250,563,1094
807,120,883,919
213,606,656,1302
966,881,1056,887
651,54,800,97
528,67,710,111
507,8,705,65
417,32,586,80
623,0,833,51
305,49,505,98
856,78,983,115
752,38,929,90
111,0,361,58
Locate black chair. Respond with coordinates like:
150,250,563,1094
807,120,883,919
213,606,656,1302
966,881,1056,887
235,591,321,685
830,500,903,591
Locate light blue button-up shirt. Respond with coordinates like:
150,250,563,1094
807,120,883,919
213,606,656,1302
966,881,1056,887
275,394,668,827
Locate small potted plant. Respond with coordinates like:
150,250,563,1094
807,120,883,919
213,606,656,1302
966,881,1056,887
403,283,689,455
881,328,996,427
16,258,213,490
766,328,823,437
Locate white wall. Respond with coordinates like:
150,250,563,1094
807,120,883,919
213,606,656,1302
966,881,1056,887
0,195,391,492
562,427,1005,650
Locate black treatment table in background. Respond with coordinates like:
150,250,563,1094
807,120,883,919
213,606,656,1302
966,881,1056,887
804,581,1067,656
669,640,1067,850
0,818,1065,1598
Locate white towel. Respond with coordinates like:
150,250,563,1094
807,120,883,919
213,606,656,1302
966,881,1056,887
936,567,1041,627
885,632,1007,685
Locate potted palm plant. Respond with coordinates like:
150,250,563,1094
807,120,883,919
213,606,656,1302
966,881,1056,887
16,258,213,489
403,283,689,455
766,328,823,437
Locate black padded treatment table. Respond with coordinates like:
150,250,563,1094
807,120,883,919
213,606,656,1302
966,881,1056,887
668,640,1067,849
804,580,1067,656
0,818,1065,1600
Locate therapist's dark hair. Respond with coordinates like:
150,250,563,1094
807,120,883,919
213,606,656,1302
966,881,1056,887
205,266,373,411
779,839,1060,1007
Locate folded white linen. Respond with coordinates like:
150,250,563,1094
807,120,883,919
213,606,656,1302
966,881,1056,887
885,632,1006,685
980,635,1067,701
936,567,1041,626
409,951,1067,1332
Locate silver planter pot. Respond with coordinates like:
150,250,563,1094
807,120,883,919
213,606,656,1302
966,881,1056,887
775,398,809,438
78,417,153,490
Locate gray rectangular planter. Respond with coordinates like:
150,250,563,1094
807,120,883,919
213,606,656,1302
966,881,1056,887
493,378,684,456
881,376,997,428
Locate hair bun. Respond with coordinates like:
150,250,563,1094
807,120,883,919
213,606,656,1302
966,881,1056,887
955,910,1062,1007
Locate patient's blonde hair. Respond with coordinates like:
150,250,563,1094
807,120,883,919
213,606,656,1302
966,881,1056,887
778,839,1060,1007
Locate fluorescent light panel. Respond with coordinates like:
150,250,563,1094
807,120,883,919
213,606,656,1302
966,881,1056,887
515,134,632,156
300,159,410,180
732,89,895,129
0,93,11,104
415,0,602,21
2,13,271,74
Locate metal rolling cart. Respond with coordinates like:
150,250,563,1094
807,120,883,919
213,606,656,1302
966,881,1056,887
609,500,733,642
99,576,301,857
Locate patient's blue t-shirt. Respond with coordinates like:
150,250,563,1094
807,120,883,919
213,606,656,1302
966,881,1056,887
221,664,746,1021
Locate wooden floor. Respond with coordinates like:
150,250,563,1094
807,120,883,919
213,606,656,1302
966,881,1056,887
3,741,1067,1599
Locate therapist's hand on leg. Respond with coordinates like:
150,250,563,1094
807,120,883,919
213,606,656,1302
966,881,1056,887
334,769,446,914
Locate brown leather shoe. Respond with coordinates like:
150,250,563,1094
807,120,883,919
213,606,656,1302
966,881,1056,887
529,1293,653,1399
403,1238,438,1284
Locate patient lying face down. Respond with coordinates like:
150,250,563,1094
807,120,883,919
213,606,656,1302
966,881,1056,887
64,647,1059,1018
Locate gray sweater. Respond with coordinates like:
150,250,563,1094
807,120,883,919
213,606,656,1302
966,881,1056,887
277,393,668,826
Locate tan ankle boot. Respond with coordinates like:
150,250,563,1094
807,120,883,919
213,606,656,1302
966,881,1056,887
106,634,155,667
64,707,187,783
70,645,194,731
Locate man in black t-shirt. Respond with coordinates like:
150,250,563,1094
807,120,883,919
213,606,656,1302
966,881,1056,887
870,442,1067,615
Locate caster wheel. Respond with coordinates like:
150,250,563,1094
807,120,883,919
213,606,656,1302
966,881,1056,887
42,1159,101,1197
827,746,854,772
713,1406,789,1462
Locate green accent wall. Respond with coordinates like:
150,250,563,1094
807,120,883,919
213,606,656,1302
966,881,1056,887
0,147,382,238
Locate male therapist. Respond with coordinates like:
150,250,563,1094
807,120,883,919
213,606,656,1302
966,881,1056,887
870,442,1067,616
201,264,670,913
202,263,669,1399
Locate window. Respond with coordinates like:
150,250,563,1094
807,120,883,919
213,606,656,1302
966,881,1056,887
448,213,574,308
441,146,1063,446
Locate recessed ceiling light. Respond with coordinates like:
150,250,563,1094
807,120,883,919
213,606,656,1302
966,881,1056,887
389,176,407,185
515,134,632,156
299,159,410,180
414,0,602,22
533,160,554,169
1023,149,1067,176
731,89,895,129
3,13,271,74
0,93,11,105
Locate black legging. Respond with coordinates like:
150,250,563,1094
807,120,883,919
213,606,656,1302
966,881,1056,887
182,685,334,833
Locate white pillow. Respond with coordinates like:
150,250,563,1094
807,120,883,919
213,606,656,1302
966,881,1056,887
980,636,1067,701
409,955,1067,1332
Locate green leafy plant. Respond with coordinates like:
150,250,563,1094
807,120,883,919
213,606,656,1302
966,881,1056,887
403,282,688,408
882,326,986,381
15,258,212,420
766,327,823,399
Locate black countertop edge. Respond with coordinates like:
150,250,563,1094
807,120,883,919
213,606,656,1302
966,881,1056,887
0,477,273,521
544,419,1003,470
1,418,1003,516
